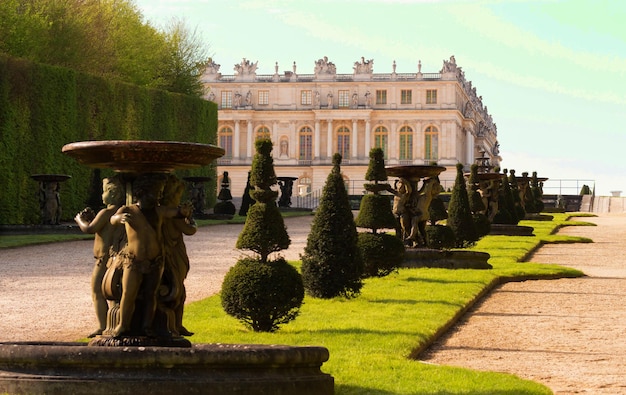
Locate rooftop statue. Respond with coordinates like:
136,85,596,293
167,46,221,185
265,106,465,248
314,56,336,75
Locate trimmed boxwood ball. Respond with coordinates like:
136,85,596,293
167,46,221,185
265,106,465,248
221,257,304,332
358,232,405,277
425,224,456,250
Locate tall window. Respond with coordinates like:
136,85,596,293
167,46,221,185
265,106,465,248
374,126,388,158
301,90,312,105
299,126,313,161
218,126,233,158
256,126,271,140
399,125,413,160
221,91,232,108
258,90,269,105
376,90,387,105
401,89,412,104
336,126,350,159
426,89,437,104
425,126,439,161
338,90,350,108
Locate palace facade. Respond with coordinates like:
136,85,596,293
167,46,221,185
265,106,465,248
201,55,501,200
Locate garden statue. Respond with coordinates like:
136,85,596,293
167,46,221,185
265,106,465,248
391,176,441,247
62,140,224,346
108,173,191,338
386,165,446,248
74,175,126,337
32,174,71,225
277,176,298,208
160,175,197,337
183,176,211,217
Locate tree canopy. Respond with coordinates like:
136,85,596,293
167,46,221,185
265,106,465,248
0,0,210,96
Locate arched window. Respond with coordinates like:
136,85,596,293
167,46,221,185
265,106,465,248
255,126,271,140
399,125,413,160
374,125,388,158
336,126,350,159
425,126,439,162
218,126,233,158
299,126,313,161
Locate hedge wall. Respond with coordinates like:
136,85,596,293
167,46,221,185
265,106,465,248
0,54,219,225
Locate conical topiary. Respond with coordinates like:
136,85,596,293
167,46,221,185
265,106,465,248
447,163,478,248
301,154,363,298
221,138,303,332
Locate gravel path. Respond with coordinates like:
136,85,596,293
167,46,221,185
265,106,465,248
0,216,313,342
421,213,626,395
1,213,624,394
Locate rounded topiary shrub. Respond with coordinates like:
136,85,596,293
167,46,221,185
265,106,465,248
425,224,456,250
221,257,304,332
357,232,405,277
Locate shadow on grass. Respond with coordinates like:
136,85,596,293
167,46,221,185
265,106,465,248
336,384,544,395
404,276,487,285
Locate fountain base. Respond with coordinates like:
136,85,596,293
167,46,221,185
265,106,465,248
0,342,333,395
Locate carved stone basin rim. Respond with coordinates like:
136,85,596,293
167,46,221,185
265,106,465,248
386,165,447,180
62,140,225,173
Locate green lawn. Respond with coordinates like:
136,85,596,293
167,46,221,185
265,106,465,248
184,213,591,394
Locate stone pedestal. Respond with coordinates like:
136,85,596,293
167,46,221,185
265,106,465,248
0,342,333,395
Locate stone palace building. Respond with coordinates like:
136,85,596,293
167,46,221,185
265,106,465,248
201,55,501,200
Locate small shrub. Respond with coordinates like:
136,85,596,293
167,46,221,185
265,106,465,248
222,138,302,332
425,224,456,250
221,257,304,332
358,232,405,277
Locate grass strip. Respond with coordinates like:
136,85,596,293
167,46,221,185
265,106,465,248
184,213,590,394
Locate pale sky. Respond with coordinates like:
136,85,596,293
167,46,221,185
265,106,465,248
134,0,625,196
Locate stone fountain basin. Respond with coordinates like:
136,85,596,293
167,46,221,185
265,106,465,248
62,140,225,173
0,342,333,395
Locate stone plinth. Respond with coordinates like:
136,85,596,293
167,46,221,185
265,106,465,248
0,342,333,395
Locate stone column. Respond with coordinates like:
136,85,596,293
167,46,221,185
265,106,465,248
314,120,321,158
234,120,241,159
326,119,333,159
364,119,371,154
246,121,253,158
466,130,475,166
351,119,358,159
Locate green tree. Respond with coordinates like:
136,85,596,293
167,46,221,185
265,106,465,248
221,139,303,332
153,17,208,96
0,0,208,96
301,154,363,298
355,148,404,277
447,163,478,248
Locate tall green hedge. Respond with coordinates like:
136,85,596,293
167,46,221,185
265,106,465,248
0,54,218,224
